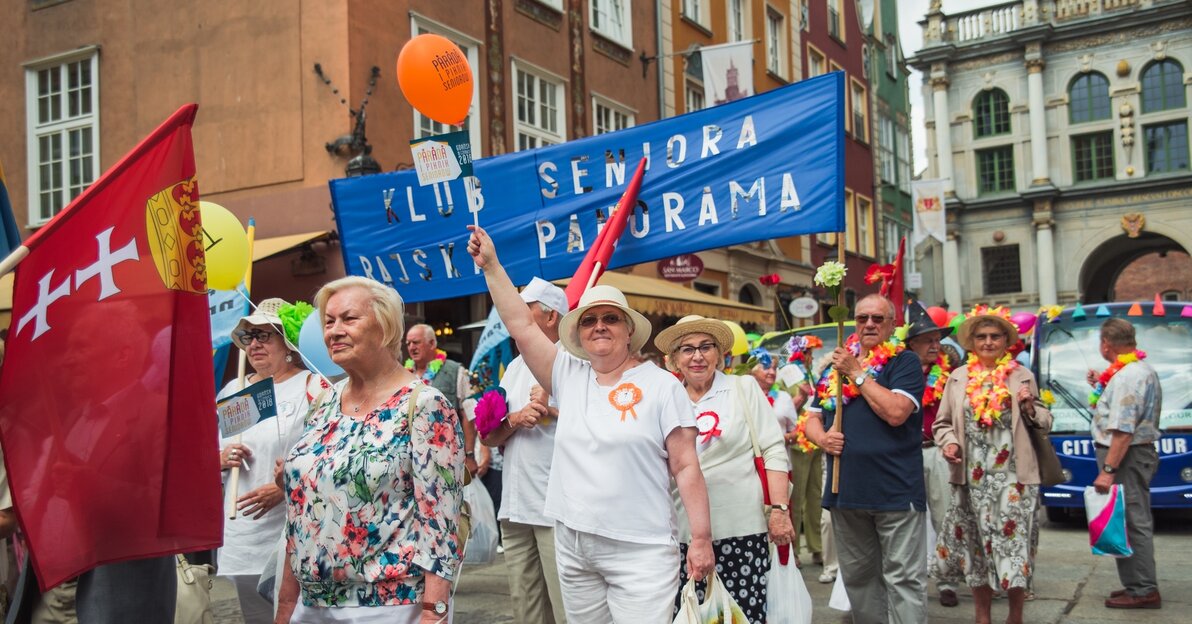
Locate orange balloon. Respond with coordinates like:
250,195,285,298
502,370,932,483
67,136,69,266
397,34,473,126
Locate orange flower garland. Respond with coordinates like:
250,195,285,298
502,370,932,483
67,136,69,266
1088,349,1146,408
965,352,1017,429
792,412,818,453
815,334,904,411
922,355,951,410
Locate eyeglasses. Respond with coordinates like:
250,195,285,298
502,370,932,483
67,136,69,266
237,330,275,346
676,342,718,358
579,313,624,328
973,332,1006,342
854,314,886,325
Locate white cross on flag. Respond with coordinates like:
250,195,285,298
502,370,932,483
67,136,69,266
0,104,223,589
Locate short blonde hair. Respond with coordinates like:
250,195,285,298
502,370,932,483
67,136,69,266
1100,317,1137,348
314,276,405,357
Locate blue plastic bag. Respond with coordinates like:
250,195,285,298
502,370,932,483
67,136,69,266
1084,484,1133,557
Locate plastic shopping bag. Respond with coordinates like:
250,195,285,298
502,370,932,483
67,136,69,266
1084,484,1133,557
671,570,749,624
829,572,851,612
462,480,499,565
765,545,812,624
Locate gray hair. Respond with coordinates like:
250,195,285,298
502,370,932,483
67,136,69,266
314,276,405,357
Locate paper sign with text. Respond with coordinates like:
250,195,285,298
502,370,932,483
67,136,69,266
216,377,278,437
410,130,473,186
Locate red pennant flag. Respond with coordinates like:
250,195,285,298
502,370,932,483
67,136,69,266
0,104,222,589
889,236,906,322
563,157,647,309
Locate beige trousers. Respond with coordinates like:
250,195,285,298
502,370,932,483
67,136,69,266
501,520,566,624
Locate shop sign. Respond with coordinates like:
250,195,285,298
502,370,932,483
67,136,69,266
658,254,704,282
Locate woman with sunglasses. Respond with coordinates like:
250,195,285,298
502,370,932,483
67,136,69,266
655,316,793,623
467,225,713,623
932,306,1051,624
217,298,327,623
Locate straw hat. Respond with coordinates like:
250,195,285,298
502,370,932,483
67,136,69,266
558,285,652,360
232,298,299,352
956,304,1018,351
653,315,734,355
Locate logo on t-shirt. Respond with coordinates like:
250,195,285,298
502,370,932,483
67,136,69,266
696,410,723,447
608,383,643,422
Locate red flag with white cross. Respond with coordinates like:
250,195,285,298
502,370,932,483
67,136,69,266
0,104,222,589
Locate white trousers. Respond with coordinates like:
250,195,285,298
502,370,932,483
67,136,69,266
554,524,679,624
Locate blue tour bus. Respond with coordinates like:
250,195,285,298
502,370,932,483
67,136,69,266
1031,301,1192,521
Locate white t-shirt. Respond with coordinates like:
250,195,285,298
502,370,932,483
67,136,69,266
546,352,695,545
498,353,558,526
772,391,798,433
216,371,317,575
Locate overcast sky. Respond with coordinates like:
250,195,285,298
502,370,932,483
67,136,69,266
898,0,1005,174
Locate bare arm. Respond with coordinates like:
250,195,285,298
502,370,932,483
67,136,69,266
804,411,844,456
274,549,299,623
765,470,795,545
467,225,559,395
420,572,451,622
666,427,714,581
832,347,916,426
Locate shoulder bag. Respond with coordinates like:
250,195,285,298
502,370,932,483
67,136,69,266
174,555,214,624
1022,403,1064,487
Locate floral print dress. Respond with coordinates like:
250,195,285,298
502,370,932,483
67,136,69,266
284,381,465,607
933,389,1038,591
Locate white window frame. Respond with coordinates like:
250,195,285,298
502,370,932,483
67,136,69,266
851,78,869,143
856,195,874,257
727,0,749,42
685,80,706,113
765,7,786,79
590,0,632,49
410,14,483,155
24,47,100,226
592,94,635,135
511,58,566,151
535,0,563,9
807,45,826,78
683,0,707,27
879,115,896,184
896,127,912,194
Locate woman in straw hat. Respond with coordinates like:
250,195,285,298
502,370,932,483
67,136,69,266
467,225,713,624
931,305,1051,624
217,298,328,623
655,316,793,622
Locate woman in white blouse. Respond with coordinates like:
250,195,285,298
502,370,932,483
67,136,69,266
655,315,794,623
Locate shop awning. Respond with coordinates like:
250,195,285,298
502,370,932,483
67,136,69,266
558,272,774,326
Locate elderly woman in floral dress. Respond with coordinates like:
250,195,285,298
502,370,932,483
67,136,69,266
932,306,1051,624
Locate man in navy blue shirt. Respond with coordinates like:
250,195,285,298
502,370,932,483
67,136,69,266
804,294,927,624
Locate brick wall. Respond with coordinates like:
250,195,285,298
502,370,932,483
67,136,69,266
1114,251,1192,302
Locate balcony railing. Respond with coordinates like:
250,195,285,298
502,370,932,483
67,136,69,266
926,0,1154,46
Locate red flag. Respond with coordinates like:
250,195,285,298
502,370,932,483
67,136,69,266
563,157,647,309
0,104,222,589
890,236,906,322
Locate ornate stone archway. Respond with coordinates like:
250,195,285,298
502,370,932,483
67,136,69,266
1078,232,1187,303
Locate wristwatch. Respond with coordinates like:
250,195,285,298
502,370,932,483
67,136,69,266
853,374,867,387
464,451,476,459
770,503,790,512
1103,464,1117,474
422,600,448,615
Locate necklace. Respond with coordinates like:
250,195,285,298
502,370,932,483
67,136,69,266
922,355,951,411
965,352,1016,430
405,350,447,381
1089,349,1147,408
815,334,903,411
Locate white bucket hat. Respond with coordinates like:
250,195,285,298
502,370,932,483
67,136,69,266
558,285,652,360
520,277,569,316
232,298,299,352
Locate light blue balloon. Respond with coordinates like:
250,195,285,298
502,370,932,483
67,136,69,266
298,311,344,377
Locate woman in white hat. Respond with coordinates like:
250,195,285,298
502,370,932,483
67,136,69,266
654,316,793,622
467,225,713,624
217,298,328,623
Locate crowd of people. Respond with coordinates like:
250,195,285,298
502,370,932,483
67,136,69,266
0,228,1166,623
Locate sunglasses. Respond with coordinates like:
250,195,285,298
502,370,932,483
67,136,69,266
854,314,886,325
676,342,718,358
579,313,625,328
237,329,276,346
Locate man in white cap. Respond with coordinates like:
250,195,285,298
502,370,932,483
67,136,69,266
482,277,569,624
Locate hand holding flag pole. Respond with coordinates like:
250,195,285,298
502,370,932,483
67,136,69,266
226,217,257,520
813,234,849,495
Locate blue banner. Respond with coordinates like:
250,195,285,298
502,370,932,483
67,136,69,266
208,285,250,350
330,73,845,303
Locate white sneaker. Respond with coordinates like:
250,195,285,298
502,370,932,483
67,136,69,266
818,572,836,584
496,543,505,555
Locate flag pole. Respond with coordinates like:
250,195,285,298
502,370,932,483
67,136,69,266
831,233,846,494
0,246,29,278
226,217,256,520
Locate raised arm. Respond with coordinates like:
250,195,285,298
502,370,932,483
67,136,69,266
467,225,560,395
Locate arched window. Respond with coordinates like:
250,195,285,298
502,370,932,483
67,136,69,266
738,284,759,306
1141,59,1186,113
1069,73,1111,123
973,89,1010,138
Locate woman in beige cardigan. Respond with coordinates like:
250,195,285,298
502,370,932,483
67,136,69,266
932,306,1051,624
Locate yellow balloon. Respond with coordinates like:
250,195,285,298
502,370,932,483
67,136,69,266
723,320,749,356
199,201,249,291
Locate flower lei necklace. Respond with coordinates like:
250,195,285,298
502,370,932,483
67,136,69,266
922,355,951,410
405,349,447,381
1089,349,1146,408
792,413,818,453
965,352,1017,430
815,334,904,411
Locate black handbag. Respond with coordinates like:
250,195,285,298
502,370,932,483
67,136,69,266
1022,409,1064,487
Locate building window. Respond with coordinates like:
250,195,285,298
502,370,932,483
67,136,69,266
977,146,1015,193
682,0,705,26
1141,60,1186,114
590,0,631,49
843,189,856,253
536,0,563,8
885,35,898,76
765,8,785,78
685,81,705,112
896,127,912,194
728,0,747,41
513,61,565,150
738,284,759,305
856,195,874,257
592,95,634,135
982,245,1022,295
413,19,482,153
878,116,896,184
1068,72,1110,123
693,280,719,296
807,46,826,78
1072,132,1115,181
1162,290,1181,302
26,50,100,224
973,89,1010,138
850,79,868,142
1144,121,1190,174
827,0,844,41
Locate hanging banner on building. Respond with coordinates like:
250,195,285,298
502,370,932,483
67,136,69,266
330,73,845,304
701,41,754,106
911,178,947,246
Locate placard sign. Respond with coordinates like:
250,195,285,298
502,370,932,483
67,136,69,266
216,377,278,438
